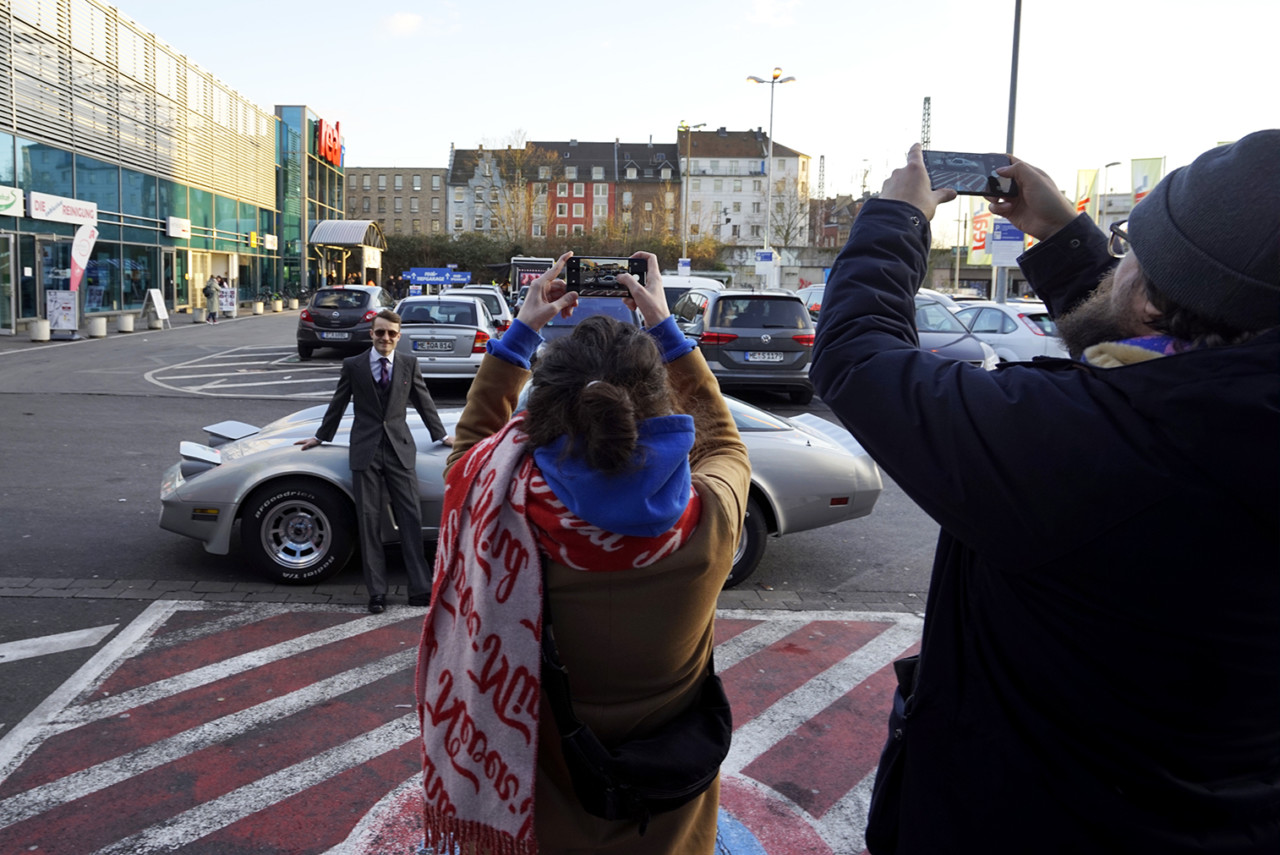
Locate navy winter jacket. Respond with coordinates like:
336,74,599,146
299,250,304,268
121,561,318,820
811,201,1280,854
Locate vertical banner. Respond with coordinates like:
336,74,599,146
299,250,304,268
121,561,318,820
1131,157,1165,207
1075,169,1098,220
967,197,993,266
68,223,99,292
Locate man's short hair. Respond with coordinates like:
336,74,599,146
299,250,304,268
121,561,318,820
375,309,401,326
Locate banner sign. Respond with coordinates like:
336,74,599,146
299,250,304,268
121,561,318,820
1075,169,1098,219
406,268,453,285
69,224,99,292
315,118,343,167
967,197,993,266
1131,157,1165,207
166,216,191,238
30,192,98,226
0,185,24,218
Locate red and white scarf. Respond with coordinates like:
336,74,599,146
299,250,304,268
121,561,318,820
416,415,699,853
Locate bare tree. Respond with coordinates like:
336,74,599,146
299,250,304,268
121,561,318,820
770,176,811,247
481,131,560,242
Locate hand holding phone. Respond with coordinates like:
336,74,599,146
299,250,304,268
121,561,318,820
564,256,648,297
923,150,1018,196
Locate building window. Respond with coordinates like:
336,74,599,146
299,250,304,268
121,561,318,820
753,201,762,213
431,198,440,213
432,175,441,190
622,191,633,206
489,188,499,203
709,160,720,172
593,183,608,198
691,179,700,192
644,201,653,211
454,215,463,230
362,198,371,213
572,224,584,235
475,216,485,229
591,166,604,180
378,175,387,190
666,192,675,208
432,219,441,232
410,198,419,213
593,203,607,218
565,166,577,180
412,219,421,233
777,158,786,171
714,179,723,192
690,223,700,235
556,224,568,237
731,224,740,237
378,197,387,213
733,179,742,192
475,188,484,203
532,223,545,236
538,166,551,179
573,183,584,197
732,201,741,213
556,202,568,217
363,175,372,190
394,175,403,190
413,175,422,190
454,188,464,202
348,175,358,188
775,201,784,214
394,197,404,213
692,201,701,215
751,225,762,237
661,167,671,180
393,219,402,232
626,166,637,180
534,183,548,196
557,182,568,196
753,179,763,192
572,203,584,218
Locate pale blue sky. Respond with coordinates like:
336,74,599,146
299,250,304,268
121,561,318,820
112,0,1276,222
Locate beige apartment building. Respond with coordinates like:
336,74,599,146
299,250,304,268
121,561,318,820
344,167,448,237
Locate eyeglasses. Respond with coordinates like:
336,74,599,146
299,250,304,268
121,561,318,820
372,329,400,339
1107,220,1131,258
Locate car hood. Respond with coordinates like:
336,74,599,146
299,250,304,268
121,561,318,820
212,404,464,461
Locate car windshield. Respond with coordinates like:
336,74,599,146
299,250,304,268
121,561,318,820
712,297,810,330
312,290,370,310
543,298,636,328
915,300,968,333
399,300,478,326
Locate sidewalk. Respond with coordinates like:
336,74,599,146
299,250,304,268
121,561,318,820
0,306,275,356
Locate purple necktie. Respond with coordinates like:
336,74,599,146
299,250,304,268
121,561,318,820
378,357,390,388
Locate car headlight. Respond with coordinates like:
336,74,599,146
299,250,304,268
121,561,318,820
979,341,999,371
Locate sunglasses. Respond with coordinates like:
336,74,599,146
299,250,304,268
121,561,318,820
372,329,400,339
1107,220,1130,258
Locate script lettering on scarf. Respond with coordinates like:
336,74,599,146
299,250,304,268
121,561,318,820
469,633,538,742
425,669,522,801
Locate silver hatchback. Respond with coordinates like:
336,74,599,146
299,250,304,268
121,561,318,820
673,288,816,404
393,295,497,380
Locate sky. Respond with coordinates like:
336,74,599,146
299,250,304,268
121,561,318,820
110,0,1278,242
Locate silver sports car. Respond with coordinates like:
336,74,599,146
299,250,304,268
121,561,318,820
160,399,881,589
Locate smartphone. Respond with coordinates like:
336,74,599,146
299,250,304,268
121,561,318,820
564,256,647,297
922,150,1018,196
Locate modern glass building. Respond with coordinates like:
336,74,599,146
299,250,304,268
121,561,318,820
0,0,283,334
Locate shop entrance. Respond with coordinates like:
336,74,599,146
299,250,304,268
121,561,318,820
0,235,14,335
163,249,190,310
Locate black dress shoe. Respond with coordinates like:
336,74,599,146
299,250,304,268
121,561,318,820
367,595,386,614
408,593,431,607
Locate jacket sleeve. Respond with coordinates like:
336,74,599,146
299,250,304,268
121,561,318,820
809,199,1116,562
407,365,446,442
443,354,530,479
1017,213,1116,318
314,359,354,443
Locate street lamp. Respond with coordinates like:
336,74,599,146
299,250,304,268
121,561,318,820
1098,161,1121,227
746,67,795,251
678,120,706,259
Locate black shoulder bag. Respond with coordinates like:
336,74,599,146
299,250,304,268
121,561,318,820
539,556,732,835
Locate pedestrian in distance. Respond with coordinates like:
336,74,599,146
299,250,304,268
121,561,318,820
295,309,453,614
203,275,218,324
416,251,749,853
810,132,1280,854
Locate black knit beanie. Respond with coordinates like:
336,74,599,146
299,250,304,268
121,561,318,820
1128,129,1280,331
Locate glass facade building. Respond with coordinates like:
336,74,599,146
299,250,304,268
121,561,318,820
276,105,352,292
0,0,288,334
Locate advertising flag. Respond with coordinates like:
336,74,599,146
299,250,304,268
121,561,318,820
68,223,99,292
1075,169,1098,220
967,197,993,266
1131,158,1165,207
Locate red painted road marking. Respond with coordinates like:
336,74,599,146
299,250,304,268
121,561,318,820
0,602,922,854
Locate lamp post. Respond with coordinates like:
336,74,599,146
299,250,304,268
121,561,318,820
747,67,795,251
678,120,706,259
1098,161,1121,227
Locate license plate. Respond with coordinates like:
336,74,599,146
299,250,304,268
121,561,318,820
745,351,785,363
319,331,350,341
413,340,453,352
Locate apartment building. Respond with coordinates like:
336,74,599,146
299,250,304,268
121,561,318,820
344,167,447,237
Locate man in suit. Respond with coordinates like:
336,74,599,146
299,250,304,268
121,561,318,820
296,309,452,613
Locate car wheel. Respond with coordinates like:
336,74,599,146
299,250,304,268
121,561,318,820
725,497,768,589
789,387,814,405
241,478,353,584
298,343,314,360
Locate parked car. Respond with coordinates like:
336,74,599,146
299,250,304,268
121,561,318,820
672,288,816,404
661,275,725,312
919,287,963,311
801,284,826,320
391,295,498,379
450,286,514,336
540,296,641,343
954,300,1069,362
160,396,882,589
915,295,1000,369
296,285,395,360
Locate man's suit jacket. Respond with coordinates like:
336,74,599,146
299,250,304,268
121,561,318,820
315,351,446,471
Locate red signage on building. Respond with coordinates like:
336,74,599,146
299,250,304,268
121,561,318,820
316,119,343,167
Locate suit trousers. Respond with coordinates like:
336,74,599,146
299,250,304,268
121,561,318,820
351,438,432,598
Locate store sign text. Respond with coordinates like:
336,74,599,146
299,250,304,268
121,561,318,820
316,119,342,166
29,192,98,226
0,185,25,217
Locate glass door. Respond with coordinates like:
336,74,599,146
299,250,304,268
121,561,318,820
0,235,14,334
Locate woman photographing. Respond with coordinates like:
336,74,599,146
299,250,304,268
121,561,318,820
416,251,749,853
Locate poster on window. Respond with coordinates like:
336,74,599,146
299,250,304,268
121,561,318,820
85,285,105,313
47,290,77,331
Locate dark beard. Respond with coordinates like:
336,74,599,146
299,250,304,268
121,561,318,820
1054,272,1147,359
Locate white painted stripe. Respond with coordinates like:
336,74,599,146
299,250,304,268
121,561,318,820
163,365,336,379
56,611,417,732
713,617,809,671
180,376,342,391
87,714,418,855
0,650,416,827
0,624,118,664
141,603,303,652
811,768,878,853
0,601,185,782
721,616,921,775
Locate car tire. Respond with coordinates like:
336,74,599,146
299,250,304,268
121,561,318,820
241,478,354,584
725,497,768,589
789,387,814,406
297,343,314,360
